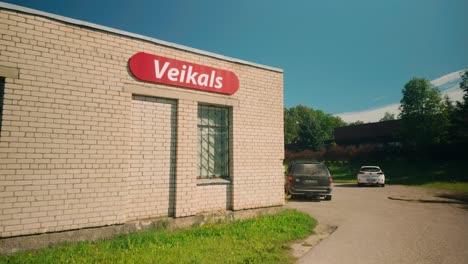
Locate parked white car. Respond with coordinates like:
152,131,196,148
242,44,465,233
357,166,385,187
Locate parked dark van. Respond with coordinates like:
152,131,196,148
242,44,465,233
285,161,333,200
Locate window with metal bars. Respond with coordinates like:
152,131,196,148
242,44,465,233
197,105,230,179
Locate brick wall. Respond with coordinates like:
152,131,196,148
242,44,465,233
231,67,284,210
0,7,284,238
194,184,231,213
127,96,176,220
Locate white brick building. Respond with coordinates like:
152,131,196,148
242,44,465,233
0,3,284,238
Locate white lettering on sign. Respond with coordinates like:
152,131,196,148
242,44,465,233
154,60,223,89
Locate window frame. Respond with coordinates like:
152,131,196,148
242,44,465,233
197,104,230,179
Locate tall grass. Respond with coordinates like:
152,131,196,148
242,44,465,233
1,210,316,264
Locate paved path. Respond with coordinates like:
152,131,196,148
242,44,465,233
287,184,468,264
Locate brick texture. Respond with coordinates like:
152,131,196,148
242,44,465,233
0,8,284,238
195,184,231,213
127,96,176,220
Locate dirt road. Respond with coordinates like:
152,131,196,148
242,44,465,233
287,184,468,264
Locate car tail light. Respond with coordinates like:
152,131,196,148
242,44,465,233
287,174,293,183
329,177,333,184
377,172,384,175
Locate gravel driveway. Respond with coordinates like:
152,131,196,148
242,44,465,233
287,184,468,264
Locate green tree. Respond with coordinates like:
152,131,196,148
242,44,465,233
398,77,449,146
348,120,365,125
284,107,300,144
297,110,323,151
460,70,468,105
443,95,456,116
284,105,346,150
379,112,396,121
452,70,468,142
443,95,457,142
310,108,346,145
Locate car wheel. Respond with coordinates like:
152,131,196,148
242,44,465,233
381,184,385,187
325,195,332,201
358,183,363,187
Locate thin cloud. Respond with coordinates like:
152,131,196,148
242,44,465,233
431,70,465,87
370,96,387,103
337,103,400,123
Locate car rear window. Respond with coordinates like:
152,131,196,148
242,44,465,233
291,163,329,175
361,167,381,172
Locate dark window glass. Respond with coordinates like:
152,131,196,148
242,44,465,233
291,164,329,175
361,167,381,172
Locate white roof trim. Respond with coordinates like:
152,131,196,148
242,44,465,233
0,2,283,73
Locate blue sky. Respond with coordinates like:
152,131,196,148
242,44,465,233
4,0,467,115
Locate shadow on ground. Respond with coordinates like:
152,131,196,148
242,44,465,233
436,193,468,206
333,183,357,188
333,183,382,188
286,196,326,203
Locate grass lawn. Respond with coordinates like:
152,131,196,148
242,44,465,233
0,210,316,264
326,160,468,193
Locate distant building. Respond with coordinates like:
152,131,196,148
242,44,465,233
334,120,401,146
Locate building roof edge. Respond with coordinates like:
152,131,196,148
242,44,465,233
0,2,283,73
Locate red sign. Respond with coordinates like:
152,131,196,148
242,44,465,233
129,52,239,95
